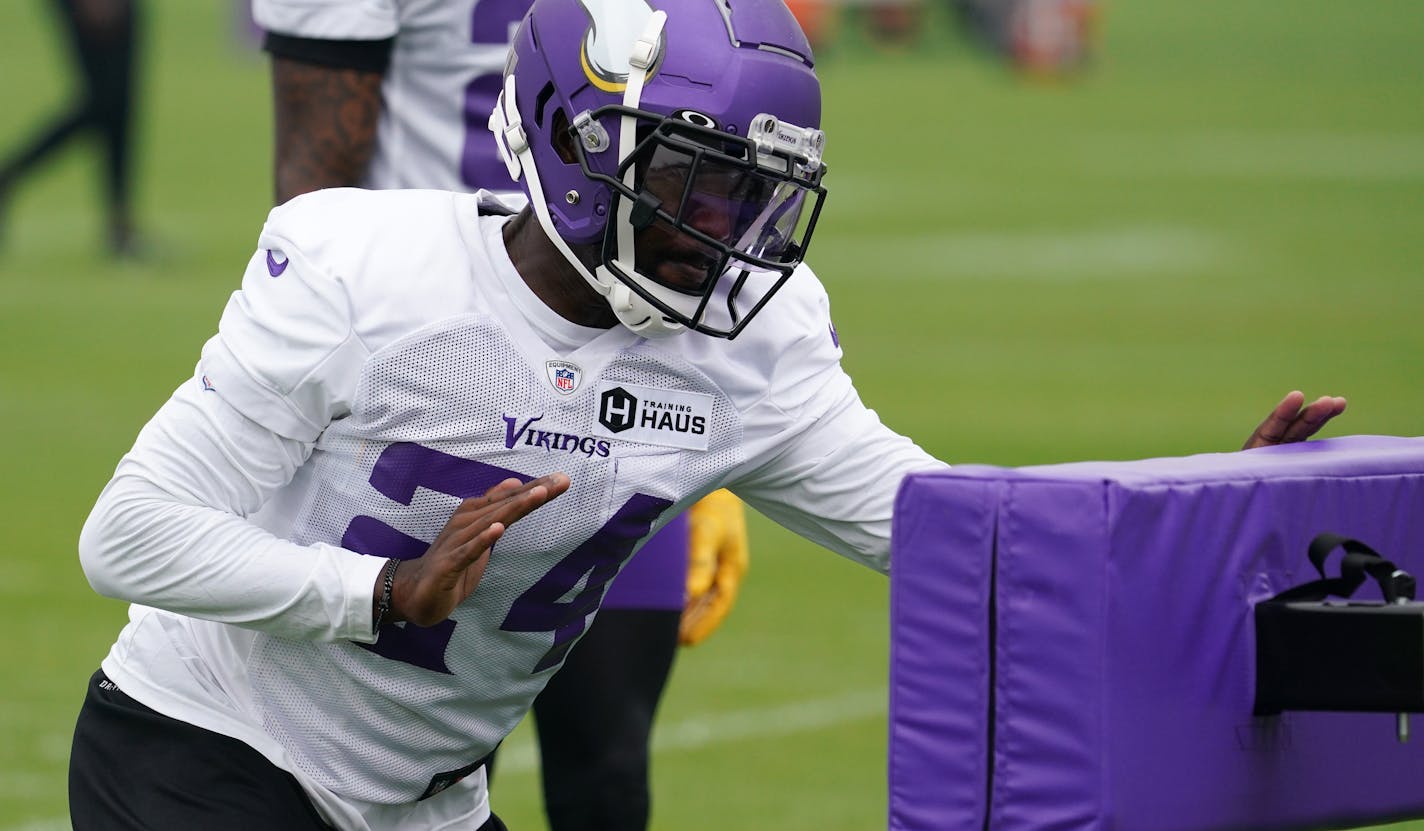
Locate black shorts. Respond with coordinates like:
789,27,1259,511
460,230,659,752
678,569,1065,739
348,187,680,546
69,669,509,830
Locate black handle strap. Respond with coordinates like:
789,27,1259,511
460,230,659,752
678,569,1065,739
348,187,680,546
1269,533,1416,604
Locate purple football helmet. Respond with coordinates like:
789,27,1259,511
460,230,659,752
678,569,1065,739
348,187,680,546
489,0,828,339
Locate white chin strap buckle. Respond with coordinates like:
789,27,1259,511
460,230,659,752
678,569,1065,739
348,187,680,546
607,277,684,339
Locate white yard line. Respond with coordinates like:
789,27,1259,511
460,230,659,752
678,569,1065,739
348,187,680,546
829,226,1227,282
498,686,887,773
1080,130,1424,181
0,821,68,831
496,687,887,774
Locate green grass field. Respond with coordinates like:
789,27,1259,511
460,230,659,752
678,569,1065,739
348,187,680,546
1,1,1421,828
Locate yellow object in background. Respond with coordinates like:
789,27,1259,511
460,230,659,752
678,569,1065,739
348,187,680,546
680,489,750,646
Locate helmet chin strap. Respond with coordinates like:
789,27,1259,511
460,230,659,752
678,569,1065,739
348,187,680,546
604,11,685,338
490,12,684,339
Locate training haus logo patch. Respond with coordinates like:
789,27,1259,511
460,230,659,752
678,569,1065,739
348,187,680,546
593,382,712,451
545,360,582,395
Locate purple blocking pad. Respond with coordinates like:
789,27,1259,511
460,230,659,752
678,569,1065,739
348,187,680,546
889,475,999,831
889,436,1424,831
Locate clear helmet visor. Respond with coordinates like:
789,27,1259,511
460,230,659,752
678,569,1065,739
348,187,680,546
633,142,814,288
602,123,825,337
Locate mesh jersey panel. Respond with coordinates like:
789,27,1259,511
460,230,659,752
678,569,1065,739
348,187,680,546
246,314,744,803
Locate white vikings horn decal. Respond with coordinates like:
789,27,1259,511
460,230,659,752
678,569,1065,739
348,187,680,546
578,0,664,91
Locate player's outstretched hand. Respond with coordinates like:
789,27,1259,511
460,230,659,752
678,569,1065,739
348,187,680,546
387,473,571,627
1241,391,1348,450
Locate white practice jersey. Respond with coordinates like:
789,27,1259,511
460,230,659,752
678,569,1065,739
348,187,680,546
253,0,526,192
80,189,943,829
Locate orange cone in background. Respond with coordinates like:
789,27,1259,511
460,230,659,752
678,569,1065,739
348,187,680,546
785,0,837,51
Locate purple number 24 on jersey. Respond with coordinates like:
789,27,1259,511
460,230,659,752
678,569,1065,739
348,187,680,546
342,442,670,674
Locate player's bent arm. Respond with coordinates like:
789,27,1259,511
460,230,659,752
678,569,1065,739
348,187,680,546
730,389,948,575
269,53,386,203
80,203,406,639
256,0,398,199
78,378,387,643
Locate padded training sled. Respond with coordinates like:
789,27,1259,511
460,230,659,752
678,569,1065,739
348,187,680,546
889,435,1424,831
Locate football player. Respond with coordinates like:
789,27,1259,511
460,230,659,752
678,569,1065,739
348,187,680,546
69,1,1346,829
0,0,145,255
951,0,1100,75
251,1,745,827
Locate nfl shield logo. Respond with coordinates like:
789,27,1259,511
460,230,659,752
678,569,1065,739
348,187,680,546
546,360,582,395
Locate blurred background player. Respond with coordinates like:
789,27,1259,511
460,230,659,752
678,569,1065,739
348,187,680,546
251,2,750,828
952,0,1098,75
0,0,146,255
785,0,1097,76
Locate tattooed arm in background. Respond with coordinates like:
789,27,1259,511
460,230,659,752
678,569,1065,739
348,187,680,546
263,34,391,204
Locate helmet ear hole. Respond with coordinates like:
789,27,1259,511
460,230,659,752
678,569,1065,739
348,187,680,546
550,109,579,165
533,82,556,127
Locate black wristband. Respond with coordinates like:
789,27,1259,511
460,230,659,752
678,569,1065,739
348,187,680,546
373,558,400,634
